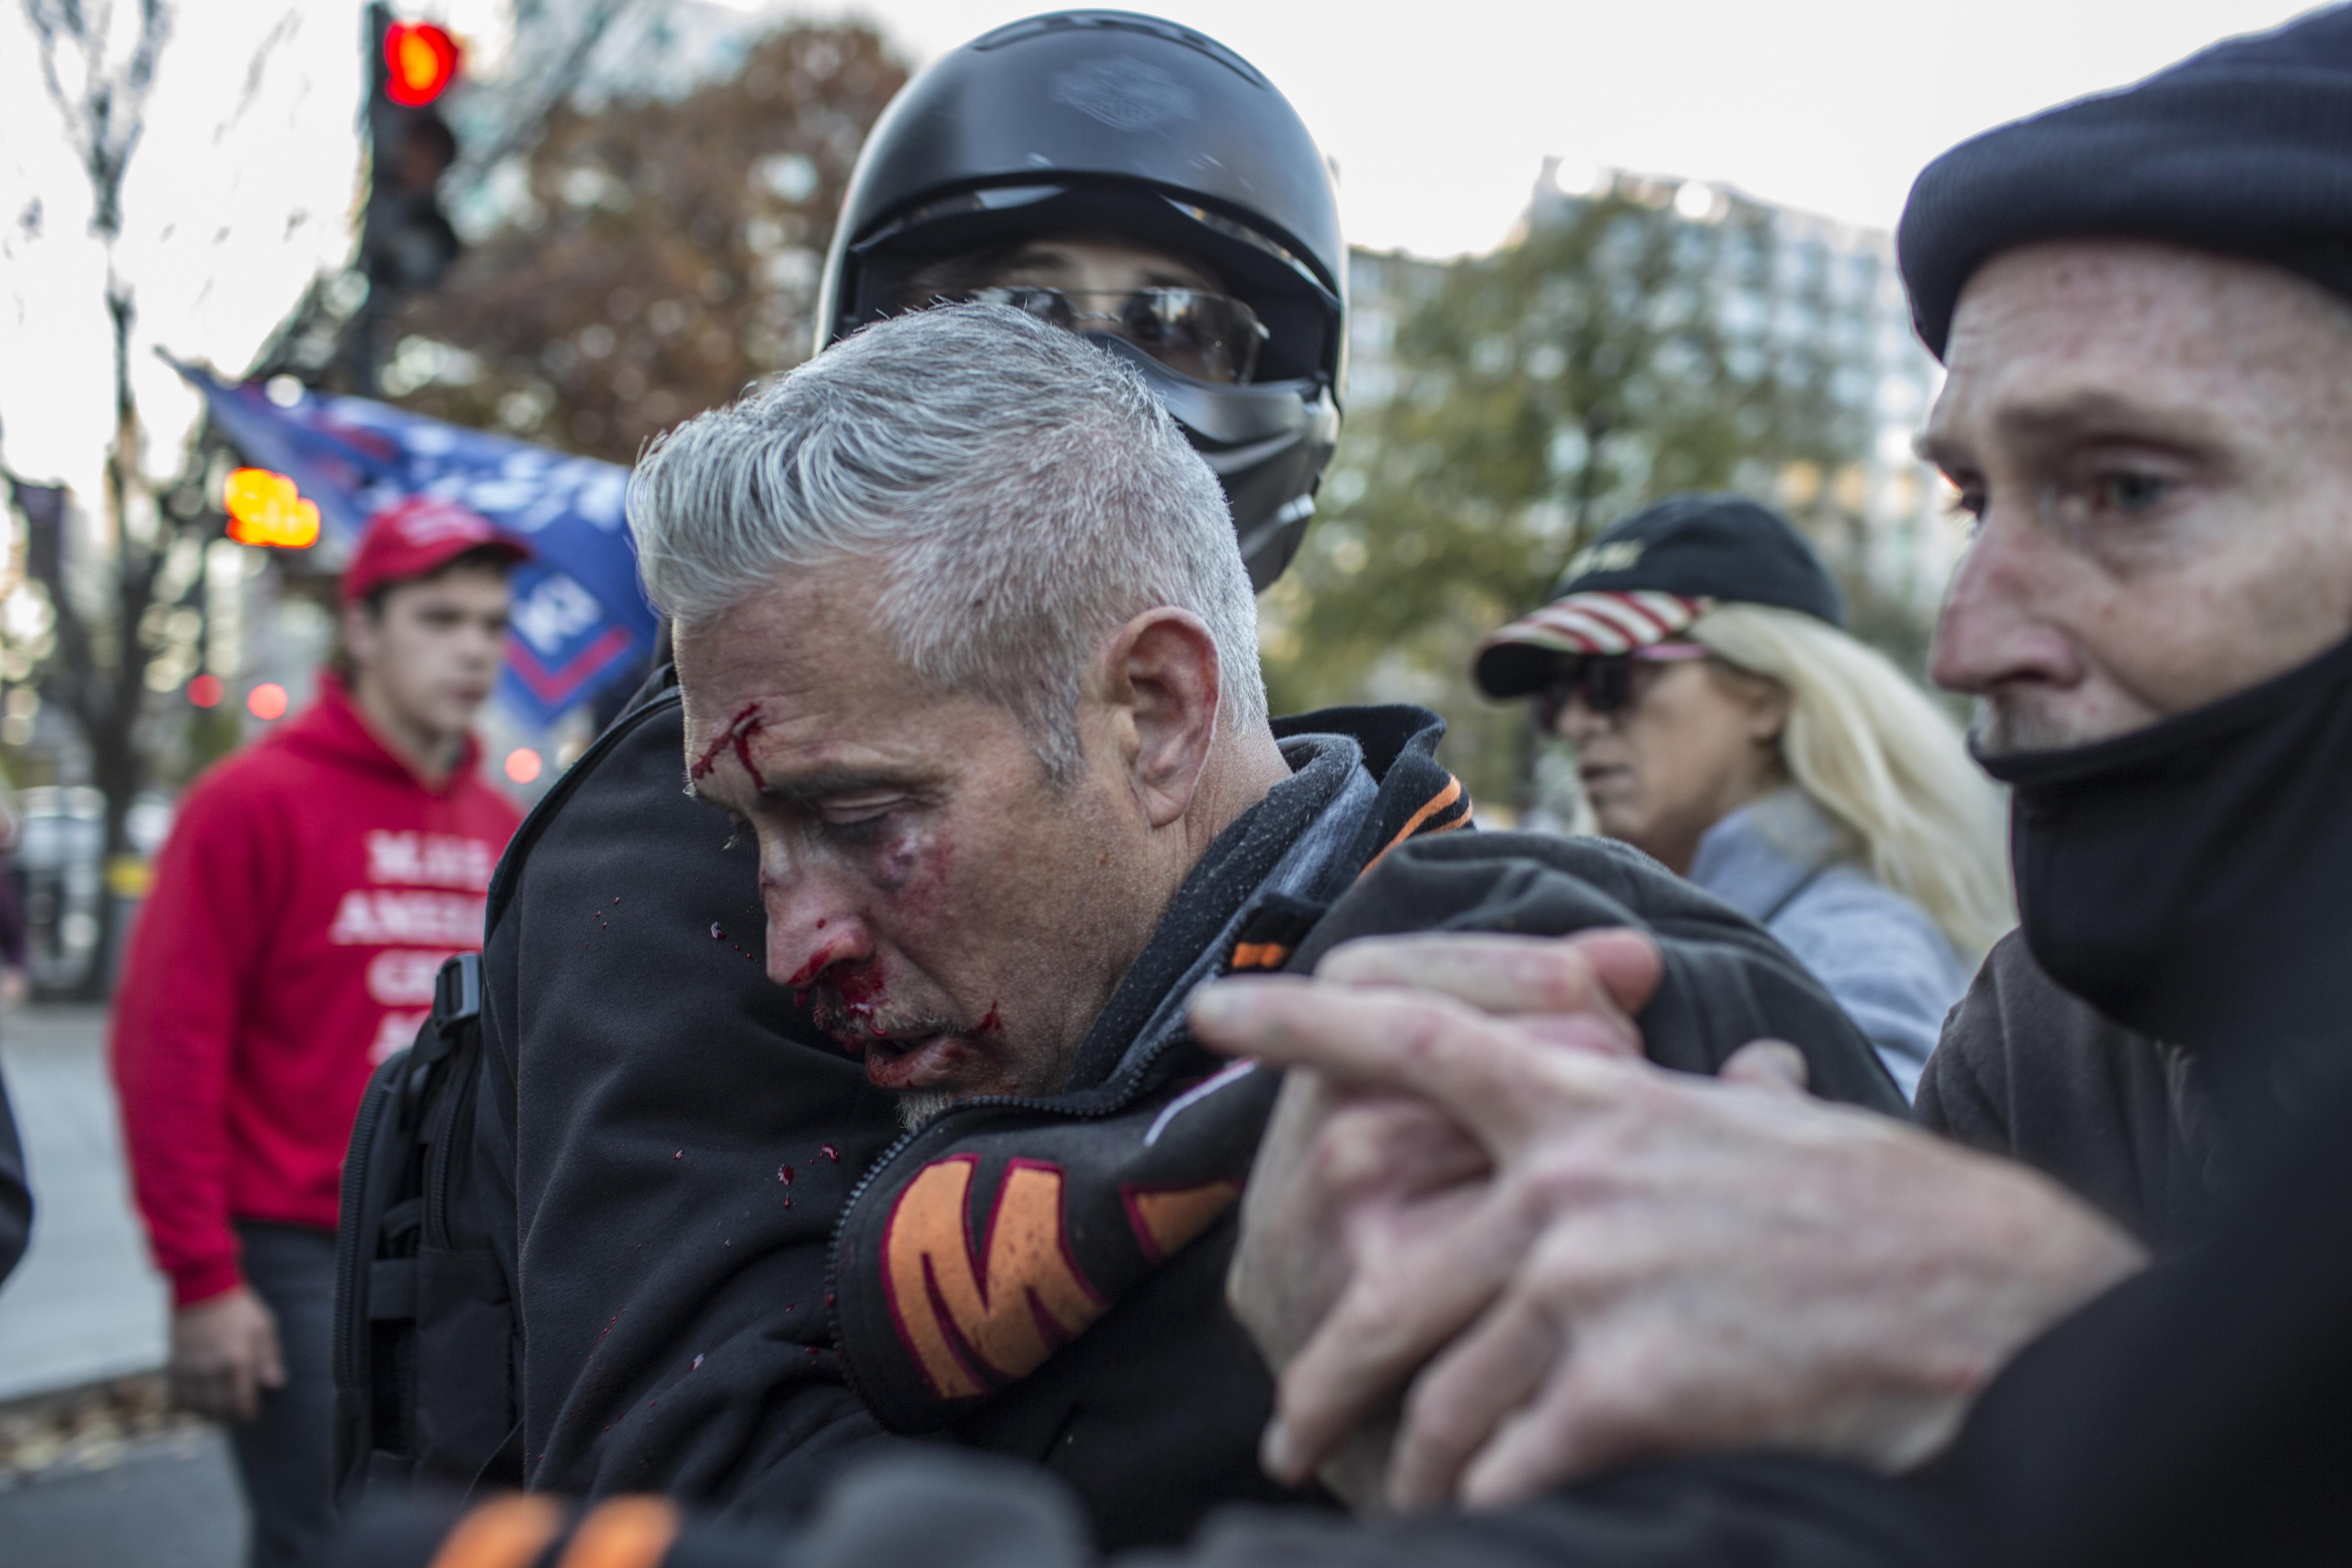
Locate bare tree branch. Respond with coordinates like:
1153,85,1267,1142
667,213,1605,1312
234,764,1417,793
217,5,302,143
447,0,643,200
23,0,175,241
15,0,312,994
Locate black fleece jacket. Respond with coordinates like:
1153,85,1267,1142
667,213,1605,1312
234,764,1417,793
1916,931,2215,1250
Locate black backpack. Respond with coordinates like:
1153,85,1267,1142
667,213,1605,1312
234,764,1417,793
331,951,522,1508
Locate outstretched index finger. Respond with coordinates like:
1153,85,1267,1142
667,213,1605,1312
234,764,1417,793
1189,977,1632,1159
1317,929,1663,1025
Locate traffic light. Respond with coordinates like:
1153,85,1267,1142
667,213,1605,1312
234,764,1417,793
384,20,458,106
362,5,462,295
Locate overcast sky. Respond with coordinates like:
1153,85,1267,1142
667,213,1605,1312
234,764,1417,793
0,0,2326,497
834,0,2325,253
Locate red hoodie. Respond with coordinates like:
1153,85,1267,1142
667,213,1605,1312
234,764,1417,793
111,675,522,1307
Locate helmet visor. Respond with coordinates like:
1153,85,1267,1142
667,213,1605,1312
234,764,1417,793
957,286,1269,384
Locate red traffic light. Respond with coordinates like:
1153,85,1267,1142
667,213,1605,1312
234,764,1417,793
384,21,459,107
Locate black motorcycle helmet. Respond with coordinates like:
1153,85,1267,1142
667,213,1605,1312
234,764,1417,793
816,10,1347,591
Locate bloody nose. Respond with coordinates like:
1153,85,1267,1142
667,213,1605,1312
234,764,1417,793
773,922,871,992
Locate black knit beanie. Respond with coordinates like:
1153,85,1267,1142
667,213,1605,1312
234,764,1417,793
1898,5,2352,361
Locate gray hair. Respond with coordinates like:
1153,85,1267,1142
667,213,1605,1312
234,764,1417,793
628,303,1267,781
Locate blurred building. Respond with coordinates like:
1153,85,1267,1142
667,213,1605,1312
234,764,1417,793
1342,248,1447,411
1345,161,1961,622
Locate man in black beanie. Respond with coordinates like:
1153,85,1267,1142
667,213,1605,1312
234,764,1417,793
1899,5,2352,1245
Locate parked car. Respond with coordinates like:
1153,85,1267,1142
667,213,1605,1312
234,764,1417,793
16,786,172,995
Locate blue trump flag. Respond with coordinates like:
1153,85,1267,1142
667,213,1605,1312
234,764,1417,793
176,362,656,730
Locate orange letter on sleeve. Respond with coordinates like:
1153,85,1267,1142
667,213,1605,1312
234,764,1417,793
882,1156,1105,1400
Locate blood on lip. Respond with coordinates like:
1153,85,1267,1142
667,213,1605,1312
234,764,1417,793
837,966,890,1036
802,961,915,1060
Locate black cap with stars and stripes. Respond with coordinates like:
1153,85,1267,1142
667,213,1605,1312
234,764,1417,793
1473,492,1843,700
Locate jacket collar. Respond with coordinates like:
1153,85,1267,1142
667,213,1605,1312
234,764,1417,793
1687,788,1852,924
1060,705,1465,1099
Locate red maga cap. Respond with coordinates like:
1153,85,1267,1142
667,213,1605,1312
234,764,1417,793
341,496,531,603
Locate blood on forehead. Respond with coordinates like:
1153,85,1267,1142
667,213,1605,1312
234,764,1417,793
691,703,768,790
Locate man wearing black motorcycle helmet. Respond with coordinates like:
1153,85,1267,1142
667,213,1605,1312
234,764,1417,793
401,7,1354,1542
814,8,1348,589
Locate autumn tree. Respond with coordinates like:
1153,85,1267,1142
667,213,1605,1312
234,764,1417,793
10,0,319,992
1262,186,1911,813
377,24,908,464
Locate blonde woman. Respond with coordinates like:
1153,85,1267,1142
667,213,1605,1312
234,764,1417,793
1474,494,2010,1099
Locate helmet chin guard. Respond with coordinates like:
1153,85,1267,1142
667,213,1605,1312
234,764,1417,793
816,10,1347,591
1091,337,1337,592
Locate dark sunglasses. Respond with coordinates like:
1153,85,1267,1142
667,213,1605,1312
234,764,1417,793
1532,643,1712,723
956,286,1269,384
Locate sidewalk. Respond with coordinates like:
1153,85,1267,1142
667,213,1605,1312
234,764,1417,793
0,1007,247,1564
1,1425,242,1567
0,1006,168,1401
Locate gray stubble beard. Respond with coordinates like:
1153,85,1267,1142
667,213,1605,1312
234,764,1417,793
896,1089,958,1133
1970,696,2106,758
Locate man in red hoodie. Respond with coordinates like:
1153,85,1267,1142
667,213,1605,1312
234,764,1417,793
112,498,527,1568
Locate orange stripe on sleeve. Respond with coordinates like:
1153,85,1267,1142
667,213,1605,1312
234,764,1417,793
1359,776,1469,879
1231,942,1294,971
554,1496,682,1568
426,1495,566,1568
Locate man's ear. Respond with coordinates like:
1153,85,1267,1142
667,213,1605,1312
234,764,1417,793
1100,608,1223,829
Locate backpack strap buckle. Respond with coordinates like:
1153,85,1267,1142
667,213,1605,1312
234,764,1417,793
403,953,482,1108
434,952,482,1028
